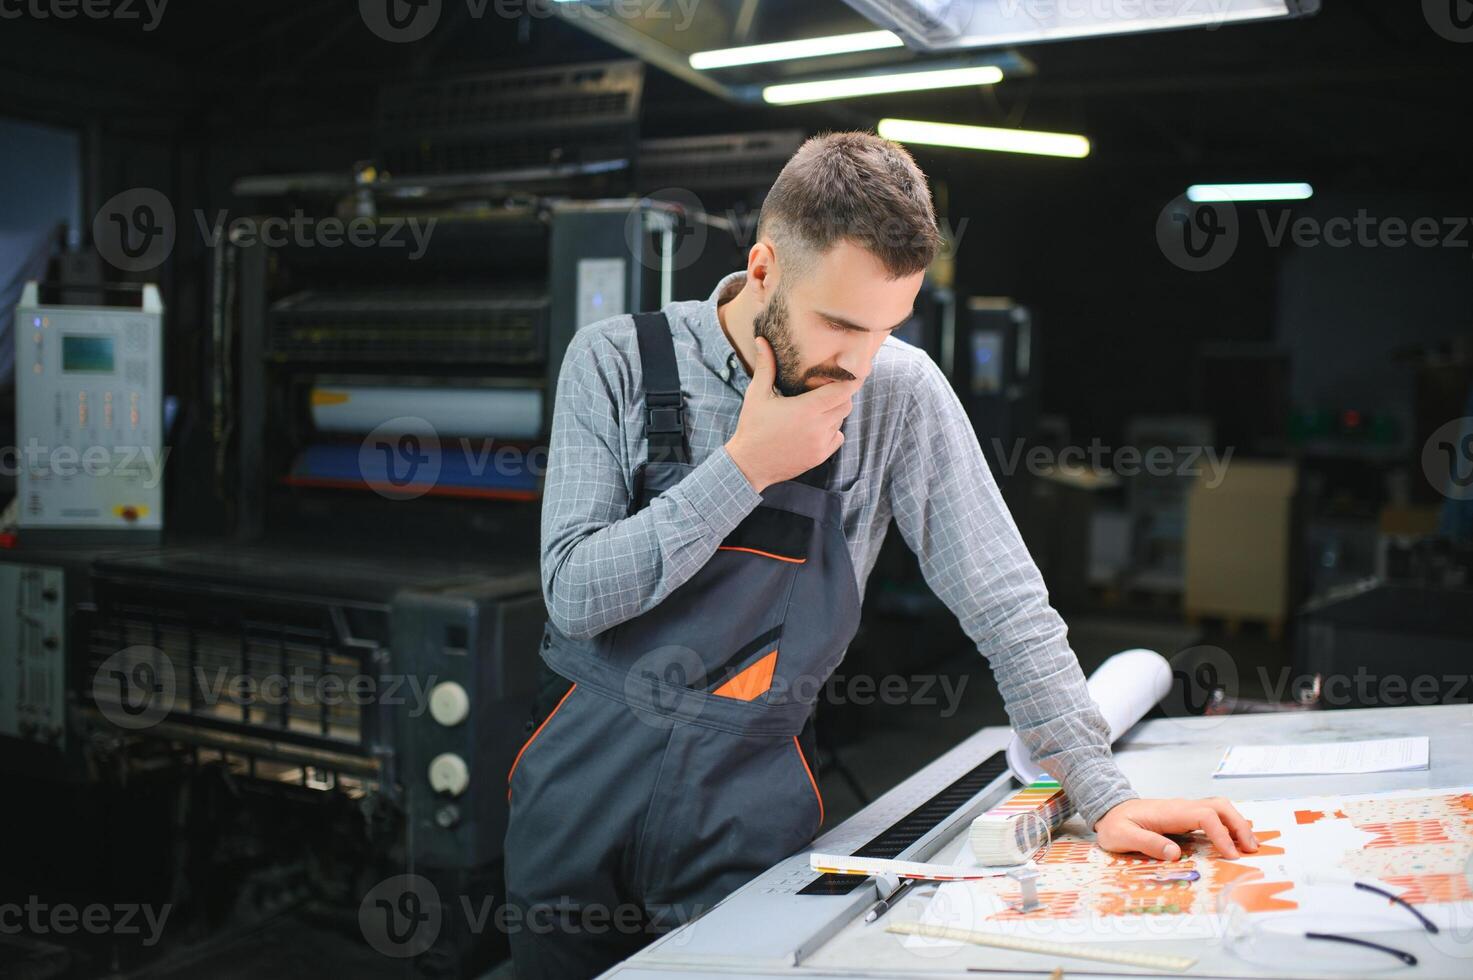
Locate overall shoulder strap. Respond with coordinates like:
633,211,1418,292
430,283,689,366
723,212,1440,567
633,311,689,465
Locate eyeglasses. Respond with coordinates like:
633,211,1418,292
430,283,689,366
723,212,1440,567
1304,882,1437,966
1219,877,1439,971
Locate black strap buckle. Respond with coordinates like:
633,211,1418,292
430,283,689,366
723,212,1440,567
634,311,690,464
646,391,684,435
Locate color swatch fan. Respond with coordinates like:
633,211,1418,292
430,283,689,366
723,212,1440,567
969,779,1072,865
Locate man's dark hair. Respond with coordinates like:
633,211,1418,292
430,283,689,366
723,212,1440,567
757,131,942,279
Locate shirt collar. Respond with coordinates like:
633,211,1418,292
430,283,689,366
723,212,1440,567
688,270,751,395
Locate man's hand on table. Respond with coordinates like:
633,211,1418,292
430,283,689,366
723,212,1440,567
1094,797,1259,861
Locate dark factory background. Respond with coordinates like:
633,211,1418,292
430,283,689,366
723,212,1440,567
1,1,1470,978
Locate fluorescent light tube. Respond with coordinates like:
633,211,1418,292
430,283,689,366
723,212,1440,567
691,30,903,70
878,118,1090,159
841,0,1306,49
763,65,1003,105
1187,182,1314,202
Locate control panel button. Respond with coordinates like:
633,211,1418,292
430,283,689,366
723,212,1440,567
428,753,470,796
428,681,470,727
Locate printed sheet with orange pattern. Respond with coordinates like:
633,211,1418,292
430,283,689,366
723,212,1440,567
911,786,1473,943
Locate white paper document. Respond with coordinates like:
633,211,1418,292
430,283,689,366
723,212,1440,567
1212,735,1429,777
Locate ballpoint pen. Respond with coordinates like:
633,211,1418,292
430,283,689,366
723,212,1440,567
864,877,920,924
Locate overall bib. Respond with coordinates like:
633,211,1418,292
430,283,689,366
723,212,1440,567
503,312,862,979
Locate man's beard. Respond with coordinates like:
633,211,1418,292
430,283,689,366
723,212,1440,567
752,285,806,396
753,285,855,397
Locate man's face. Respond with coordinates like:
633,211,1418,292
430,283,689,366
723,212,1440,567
754,240,926,397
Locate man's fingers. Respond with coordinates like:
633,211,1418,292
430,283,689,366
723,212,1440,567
796,377,861,408
822,393,856,417
1207,797,1258,851
1194,808,1240,859
1108,823,1181,862
750,336,776,390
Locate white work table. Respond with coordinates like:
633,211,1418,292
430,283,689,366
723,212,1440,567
602,704,1473,980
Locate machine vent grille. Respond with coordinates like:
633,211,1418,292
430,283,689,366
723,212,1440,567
268,289,548,364
85,602,372,755
375,61,642,179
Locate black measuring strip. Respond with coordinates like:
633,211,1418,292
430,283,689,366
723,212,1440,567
798,750,1012,896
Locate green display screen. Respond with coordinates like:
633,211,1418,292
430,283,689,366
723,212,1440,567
61,335,116,373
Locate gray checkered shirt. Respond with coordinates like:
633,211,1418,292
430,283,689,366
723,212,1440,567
541,271,1138,829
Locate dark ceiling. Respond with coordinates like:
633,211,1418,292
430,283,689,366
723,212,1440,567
4,1,1470,187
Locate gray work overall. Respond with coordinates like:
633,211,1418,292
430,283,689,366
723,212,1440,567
503,311,862,979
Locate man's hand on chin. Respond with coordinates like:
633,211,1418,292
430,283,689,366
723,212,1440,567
1094,797,1259,862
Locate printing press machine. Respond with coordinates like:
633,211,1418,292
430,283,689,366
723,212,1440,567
2,61,748,972
601,704,1473,979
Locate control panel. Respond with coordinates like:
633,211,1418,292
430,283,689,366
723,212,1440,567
0,564,67,747
14,282,164,531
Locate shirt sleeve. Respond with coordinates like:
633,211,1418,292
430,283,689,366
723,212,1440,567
540,322,763,640
885,354,1139,829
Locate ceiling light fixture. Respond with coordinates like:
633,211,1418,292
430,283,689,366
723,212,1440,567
762,65,1003,105
878,118,1091,159
691,30,904,70
840,0,1317,49
1187,182,1314,202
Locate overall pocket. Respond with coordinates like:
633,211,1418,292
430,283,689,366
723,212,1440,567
506,682,578,801
608,503,815,696
792,733,824,834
